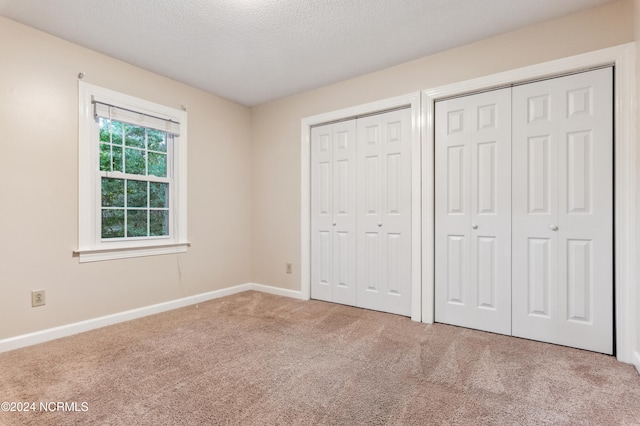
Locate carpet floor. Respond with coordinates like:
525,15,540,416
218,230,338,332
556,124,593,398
0,291,639,425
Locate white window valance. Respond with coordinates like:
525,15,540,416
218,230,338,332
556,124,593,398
94,101,181,135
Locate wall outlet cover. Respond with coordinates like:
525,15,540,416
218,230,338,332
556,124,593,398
32,290,46,307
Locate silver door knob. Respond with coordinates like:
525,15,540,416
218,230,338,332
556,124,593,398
550,225,558,231
332,221,336,226
471,224,478,230
377,222,382,227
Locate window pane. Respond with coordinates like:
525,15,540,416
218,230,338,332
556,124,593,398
149,182,168,208
127,209,148,237
125,148,145,175
99,118,111,142
127,180,147,208
112,145,123,172
148,152,167,177
150,210,169,236
125,124,145,148
100,143,111,171
102,209,124,238
102,178,125,207
111,121,123,145
147,129,167,152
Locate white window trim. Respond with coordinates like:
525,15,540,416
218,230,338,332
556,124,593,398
77,82,188,262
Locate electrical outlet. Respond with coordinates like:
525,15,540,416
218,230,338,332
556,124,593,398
32,289,46,307
286,263,292,274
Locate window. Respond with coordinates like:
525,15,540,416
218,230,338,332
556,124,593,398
77,82,188,262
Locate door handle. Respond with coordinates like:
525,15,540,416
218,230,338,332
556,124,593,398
377,222,382,227
471,224,478,230
550,225,558,231
332,221,336,226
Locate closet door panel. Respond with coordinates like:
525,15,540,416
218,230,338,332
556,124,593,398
436,97,471,325
435,88,512,335
311,125,334,302
357,108,412,316
558,68,613,354
311,121,357,306
512,68,613,354
512,78,559,333
331,121,358,306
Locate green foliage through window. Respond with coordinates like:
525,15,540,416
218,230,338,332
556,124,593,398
99,118,170,240
99,118,168,177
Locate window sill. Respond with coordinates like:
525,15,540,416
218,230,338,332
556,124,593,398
74,242,190,263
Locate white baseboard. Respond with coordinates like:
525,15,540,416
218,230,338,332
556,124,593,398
633,351,640,375
247,282,303,300
0,283,302,353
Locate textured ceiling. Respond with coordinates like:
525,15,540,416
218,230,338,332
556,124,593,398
0,0,616,106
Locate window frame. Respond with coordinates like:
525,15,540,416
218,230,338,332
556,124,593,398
77,82,188,262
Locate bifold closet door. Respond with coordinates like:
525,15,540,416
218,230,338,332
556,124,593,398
511,68,613,354
310,120,357,306
356,108,412,316
311,108,413,316
435,88,512,334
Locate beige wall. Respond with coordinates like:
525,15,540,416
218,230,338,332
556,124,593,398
250,0,635,292
0,16,253,339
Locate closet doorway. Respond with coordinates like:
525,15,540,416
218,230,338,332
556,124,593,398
434,68,613,354
310,107,413,316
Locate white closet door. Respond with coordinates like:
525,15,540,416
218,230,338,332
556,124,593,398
435,88,512,334
357,108,412,316
311,120,358,306
512,68,613,354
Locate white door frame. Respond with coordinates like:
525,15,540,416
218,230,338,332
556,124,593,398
422,43,637,364
301,92,423,321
